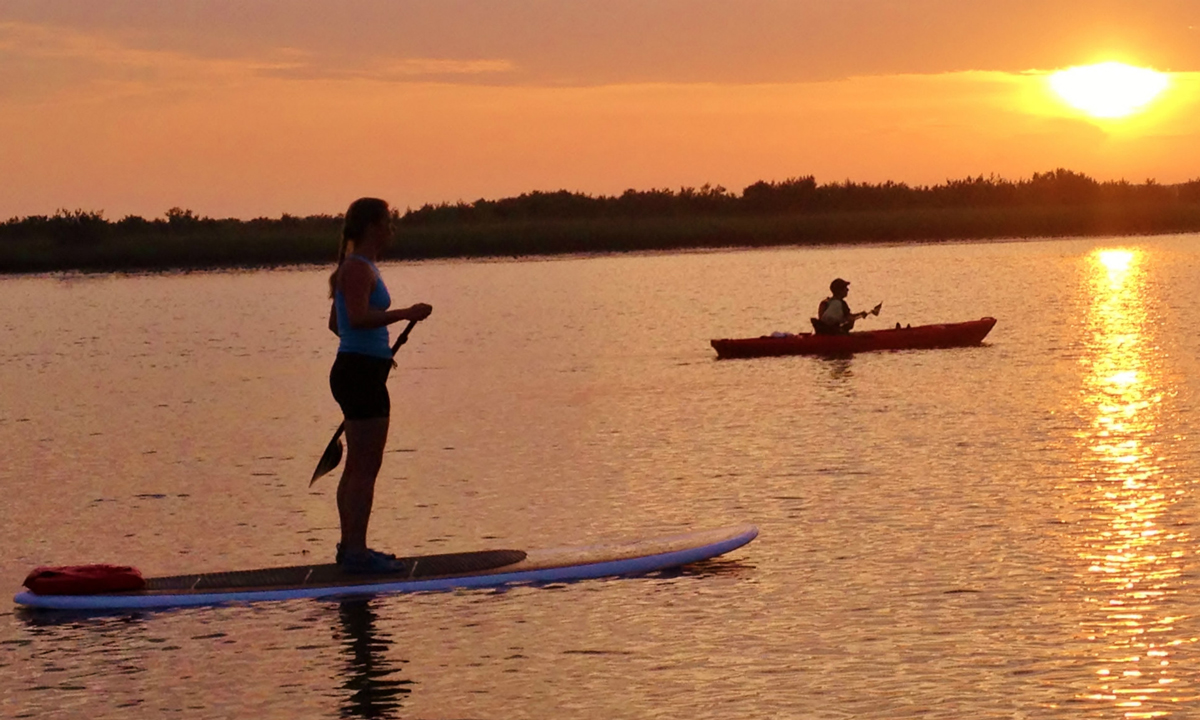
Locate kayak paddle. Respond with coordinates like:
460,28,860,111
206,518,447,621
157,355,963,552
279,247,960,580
310,319,418,487
856,302,883,321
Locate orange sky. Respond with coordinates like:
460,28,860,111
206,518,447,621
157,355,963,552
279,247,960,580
2,1,1200,219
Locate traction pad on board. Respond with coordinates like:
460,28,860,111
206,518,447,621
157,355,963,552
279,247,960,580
139,549,529,594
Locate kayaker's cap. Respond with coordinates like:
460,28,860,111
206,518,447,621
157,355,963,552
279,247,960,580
830,278,850,291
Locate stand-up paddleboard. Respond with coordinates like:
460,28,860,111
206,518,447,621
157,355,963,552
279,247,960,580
14,524,758,611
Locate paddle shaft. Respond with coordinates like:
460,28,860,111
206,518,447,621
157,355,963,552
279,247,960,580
388,318,419,356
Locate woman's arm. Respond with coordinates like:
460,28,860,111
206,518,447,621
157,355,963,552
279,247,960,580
340,260,433,329
328,302,339,335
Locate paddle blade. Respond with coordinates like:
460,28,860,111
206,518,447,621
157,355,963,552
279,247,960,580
310,436,344,487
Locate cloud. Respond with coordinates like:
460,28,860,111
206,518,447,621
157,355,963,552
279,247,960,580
0,21,517,104
3,0,1200,87
254,56,518,82
0,21,244,101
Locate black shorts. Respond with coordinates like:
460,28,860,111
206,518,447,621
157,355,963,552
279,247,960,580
329,352,392,420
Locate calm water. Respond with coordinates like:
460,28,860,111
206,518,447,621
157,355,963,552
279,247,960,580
2,235,1199,719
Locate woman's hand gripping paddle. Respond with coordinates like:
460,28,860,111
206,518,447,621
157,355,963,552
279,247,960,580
310,319,418,486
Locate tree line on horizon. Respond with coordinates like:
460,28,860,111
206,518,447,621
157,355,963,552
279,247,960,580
3,169,1200,253
400,168,1200,225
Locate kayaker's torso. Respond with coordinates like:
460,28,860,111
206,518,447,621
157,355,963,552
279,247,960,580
819,297,850,325
335,253,392,358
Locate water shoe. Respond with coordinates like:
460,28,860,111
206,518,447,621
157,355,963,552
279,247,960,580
337,545,412,575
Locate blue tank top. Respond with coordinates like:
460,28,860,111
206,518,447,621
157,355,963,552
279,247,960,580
334,254,392,359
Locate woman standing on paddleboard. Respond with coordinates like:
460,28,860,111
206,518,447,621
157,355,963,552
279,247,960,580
327,197,432,573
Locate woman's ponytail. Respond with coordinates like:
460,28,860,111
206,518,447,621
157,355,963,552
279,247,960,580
329,197,390,299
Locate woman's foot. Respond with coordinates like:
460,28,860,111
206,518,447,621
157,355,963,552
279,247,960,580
336,545,412,575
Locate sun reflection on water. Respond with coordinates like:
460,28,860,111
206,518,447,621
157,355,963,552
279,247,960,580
1074,248,1193,717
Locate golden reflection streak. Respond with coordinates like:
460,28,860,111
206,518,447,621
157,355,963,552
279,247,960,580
1074,247,1193,717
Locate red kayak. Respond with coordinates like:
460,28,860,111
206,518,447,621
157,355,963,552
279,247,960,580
711,317,997,359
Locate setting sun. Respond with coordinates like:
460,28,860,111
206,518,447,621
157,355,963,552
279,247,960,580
1050,62,1169,119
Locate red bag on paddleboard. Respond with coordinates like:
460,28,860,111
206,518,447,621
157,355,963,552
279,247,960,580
23,564,146,595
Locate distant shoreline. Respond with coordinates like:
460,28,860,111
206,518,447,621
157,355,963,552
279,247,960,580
4,206,1199,276
4,169,1199,274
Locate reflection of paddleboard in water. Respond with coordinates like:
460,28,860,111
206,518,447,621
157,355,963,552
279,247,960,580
15,524,758,611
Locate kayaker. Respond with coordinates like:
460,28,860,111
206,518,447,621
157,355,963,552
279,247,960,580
812,278,881,335
327,197,433,574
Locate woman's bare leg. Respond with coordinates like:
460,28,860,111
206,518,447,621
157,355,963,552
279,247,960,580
337,416,390,554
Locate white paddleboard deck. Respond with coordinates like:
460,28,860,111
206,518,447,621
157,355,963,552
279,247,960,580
14,524,758,611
